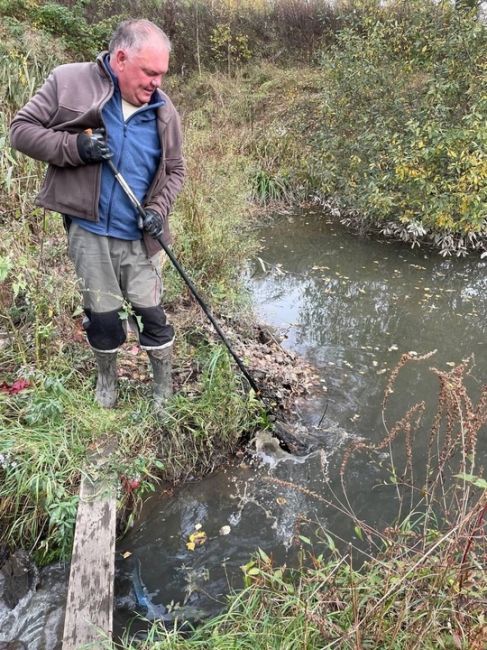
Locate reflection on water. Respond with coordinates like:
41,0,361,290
114,211,486,638
250,210,486,442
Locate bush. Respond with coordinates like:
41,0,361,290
44,0,342,72
0,0,115,58
312,0,487,253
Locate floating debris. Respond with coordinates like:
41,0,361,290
186,531,207,551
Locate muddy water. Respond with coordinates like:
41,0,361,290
113,444,398,639
113,211,486,639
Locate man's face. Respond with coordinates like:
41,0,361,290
111,38,169,106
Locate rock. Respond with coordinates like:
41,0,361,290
273,420,313,456
0,550,38,610
257,327,274,345
0,642,28,650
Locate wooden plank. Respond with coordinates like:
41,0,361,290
62,438,117,649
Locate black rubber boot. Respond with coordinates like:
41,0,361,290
93,350,118,408
147,346,173,410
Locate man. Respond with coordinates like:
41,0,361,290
10,19,185,409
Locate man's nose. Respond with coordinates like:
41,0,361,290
150,76,161,88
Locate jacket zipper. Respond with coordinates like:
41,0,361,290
105,102,164,233
105,120,128,234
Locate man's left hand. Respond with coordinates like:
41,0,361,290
143,209,164,239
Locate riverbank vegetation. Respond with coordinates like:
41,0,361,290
2,0,487,255
113,358,487,649
0,0,486,646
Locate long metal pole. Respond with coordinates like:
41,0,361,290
106,159,260,394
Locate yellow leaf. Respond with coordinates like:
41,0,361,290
186,530,208,551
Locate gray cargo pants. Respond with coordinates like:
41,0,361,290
68,223,174,351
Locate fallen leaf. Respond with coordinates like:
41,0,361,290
0,379,31,395
122,551,132,559
186,530,207,551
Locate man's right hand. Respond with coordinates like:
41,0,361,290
77,131,112,164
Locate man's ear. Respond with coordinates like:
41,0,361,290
112,48,128,71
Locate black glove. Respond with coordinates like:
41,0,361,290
142,209,164,239
77,130,112,164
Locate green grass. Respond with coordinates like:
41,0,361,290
0,342,262,563
0,370,152,562
156,343,265,481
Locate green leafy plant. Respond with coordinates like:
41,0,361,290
157,341,264,480
209,23,252,74
312,1,487,254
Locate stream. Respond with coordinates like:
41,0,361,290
1,210,485,646
113,210,486,640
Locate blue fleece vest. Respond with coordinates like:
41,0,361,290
72,62,165,240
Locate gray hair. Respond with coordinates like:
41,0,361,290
108,19,172,54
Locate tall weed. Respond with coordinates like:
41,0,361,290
169,76,259,307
